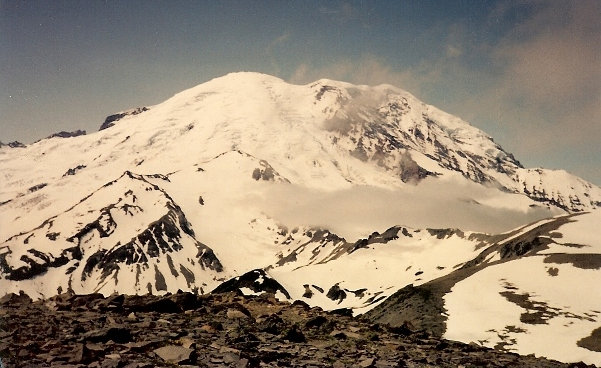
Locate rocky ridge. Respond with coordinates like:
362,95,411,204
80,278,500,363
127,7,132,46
0,141,26,149
0,291,591,368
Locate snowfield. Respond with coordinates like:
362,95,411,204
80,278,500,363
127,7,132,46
444,211,601,365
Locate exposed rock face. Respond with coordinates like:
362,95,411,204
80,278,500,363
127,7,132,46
0,141,26,148
212,269,291,299
44,130,87,139
100,107,149,131
0,291,581,368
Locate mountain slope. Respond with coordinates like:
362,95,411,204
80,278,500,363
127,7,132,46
366,211,601,365
0,171,224,297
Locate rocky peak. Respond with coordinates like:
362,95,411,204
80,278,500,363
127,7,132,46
44,130,87,140
0,140,26,148
99,107,149,131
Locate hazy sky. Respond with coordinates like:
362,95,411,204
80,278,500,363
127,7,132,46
1,1,600,185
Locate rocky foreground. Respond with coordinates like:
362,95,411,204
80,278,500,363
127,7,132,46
0,291,595,368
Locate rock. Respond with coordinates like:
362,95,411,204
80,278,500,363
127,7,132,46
236,358,250,368
165,291,200,311
100,107,149,131
330,308,353,317
153,345,196,364
0,140,26,148
227,308,251,320
101,358,122,368
284,325,306,343
305,315,328,329
68,343,85,363
97,294,125,311
212,269,291,299
226,330,261,350
199,321,223,333
388,321,414,336
302,284,313,298
122,363,154,368
358,357,376,367
137,297,182,313
257,313,286,335
0,291,32,305
123,339,164,352
329,330,347,340
326,284,347,303
291,299,311,309
0,291,575,368
44,130,86,140
178,337,196,349
223,352,241,364
83,327,132,344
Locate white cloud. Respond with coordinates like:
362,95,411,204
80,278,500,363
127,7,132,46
243,179,560,240
287,55,419,93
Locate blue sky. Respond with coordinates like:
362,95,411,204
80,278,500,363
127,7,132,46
1,1,600,185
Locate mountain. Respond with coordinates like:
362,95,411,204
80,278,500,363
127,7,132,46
1,72,600,364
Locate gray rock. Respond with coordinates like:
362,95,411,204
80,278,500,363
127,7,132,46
83,327,132,344
153,345,196,364
358,357,376,368
227,308,251,320
100,358,121,368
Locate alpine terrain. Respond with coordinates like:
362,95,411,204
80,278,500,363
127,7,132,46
1,72,600,365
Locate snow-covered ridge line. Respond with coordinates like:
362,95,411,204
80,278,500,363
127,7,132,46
95,71,598,210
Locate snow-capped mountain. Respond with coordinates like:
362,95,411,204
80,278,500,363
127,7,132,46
1,72,600,364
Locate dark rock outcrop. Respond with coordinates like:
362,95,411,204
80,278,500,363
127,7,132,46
0,141,26,148
212,269,291,299
100,107,149,131
45,130,87,139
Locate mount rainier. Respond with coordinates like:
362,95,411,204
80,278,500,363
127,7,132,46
1,72,600,365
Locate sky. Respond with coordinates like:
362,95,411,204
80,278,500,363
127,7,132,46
1,0,600,185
